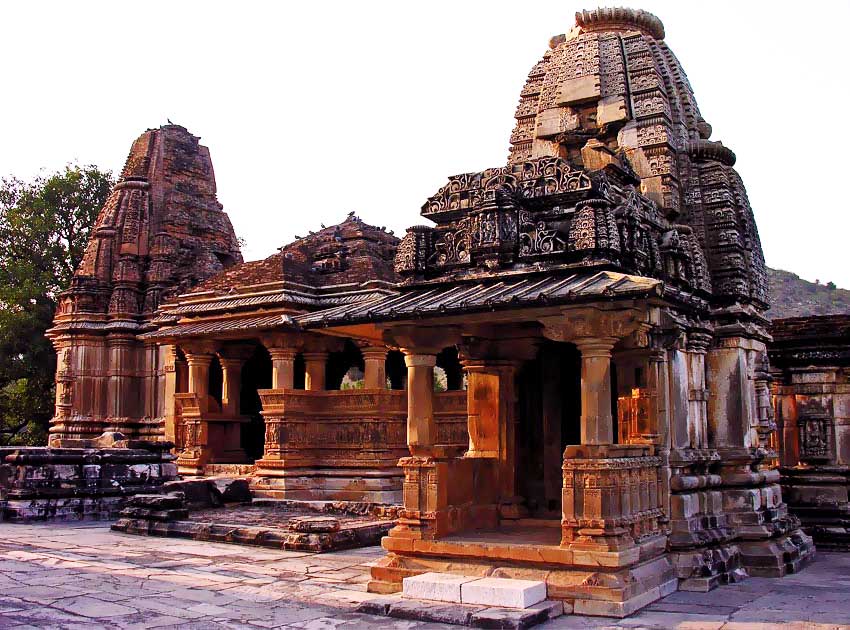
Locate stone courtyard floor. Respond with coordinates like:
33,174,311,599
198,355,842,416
0,522,848,630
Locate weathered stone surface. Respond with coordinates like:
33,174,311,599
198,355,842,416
460,577,547,609
387,599,477,625
160,479,223,508
469,605,549,629
289,516,341,533
403,572,478,604
208,477,252,503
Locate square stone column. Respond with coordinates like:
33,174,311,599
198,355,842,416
404,352,437,455
363,347,389,389
185,351,213,403
304,352,328,391
576,338,617,445
219,357,244,417
269,348,297,390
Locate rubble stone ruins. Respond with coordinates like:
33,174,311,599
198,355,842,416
4,4,838,619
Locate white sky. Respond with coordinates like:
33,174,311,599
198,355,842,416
2,1,848,287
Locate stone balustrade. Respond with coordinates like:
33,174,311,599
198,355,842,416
255,389,467,472
561,444,663,552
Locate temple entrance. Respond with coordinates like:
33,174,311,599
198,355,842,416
240,345,272,461
516,340,581,518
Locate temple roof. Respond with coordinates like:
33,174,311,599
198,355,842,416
298,270,661,327
143,213,400,340
184,212,398,296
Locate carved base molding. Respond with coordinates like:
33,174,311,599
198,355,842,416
368,546,677,618
250,468,403,503
781,465,850,551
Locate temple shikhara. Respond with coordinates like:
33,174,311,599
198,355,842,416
37,5,834,618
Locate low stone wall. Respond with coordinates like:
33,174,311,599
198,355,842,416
112,492,396,552
0,445,178,522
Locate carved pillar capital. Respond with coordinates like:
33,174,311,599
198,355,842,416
403,353,437,368
539,307,646,346
268,348,299,362
184,353,214,368
180,340,219,357
261,332,302,352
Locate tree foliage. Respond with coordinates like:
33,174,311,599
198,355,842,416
0,165,114,445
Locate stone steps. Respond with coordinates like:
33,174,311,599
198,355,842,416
403,572,548,608
355,572,565,628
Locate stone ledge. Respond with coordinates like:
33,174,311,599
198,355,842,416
356,595,564,629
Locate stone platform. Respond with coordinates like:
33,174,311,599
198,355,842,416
112,496,397,553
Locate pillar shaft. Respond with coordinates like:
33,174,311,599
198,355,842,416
577,339,616,445
404,353,436,454
303,352,328,391
185,353,213,399
363,347,388,389
219,358,244,416
269,349,297,390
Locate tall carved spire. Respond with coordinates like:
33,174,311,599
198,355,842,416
61,124,242,321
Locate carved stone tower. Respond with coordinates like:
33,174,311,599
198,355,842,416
47,124,242,444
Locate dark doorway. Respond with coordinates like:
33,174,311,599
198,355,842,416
240,345,272,461
516,340,581,517
386,350,406,389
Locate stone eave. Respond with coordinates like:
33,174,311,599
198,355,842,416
297,270,664,329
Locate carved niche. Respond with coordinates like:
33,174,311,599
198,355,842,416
798,411,833,462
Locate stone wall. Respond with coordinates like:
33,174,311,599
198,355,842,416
0,445,177,522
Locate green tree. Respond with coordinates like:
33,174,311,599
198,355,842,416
0,164,114,445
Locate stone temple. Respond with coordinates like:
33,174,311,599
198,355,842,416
38,6,820,617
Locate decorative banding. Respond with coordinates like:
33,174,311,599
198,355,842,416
687,139,736,166
575,7,665,40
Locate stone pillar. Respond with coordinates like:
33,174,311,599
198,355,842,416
269,348,297,390
219,357,244,417
186,352,213,401
363,347,389,389
706,341,752,449
304,352,328,391
404,352,436,455
162,345,179,444
576,338,616,445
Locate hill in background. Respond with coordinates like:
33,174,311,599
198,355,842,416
766,268,850,319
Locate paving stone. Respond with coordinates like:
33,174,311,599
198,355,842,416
355,596,400,616
461,577,547,609
388,598,479,625
50,596,139,618
469,605,549,629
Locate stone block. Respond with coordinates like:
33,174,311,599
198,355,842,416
402,572,478,603
555,75,600,105
597,95,628,126
355,596,399,616
209,477,252,503
535,107,579,138
288,516,341,533
461,577,547,609
388,599,476,625
469,606,549,629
